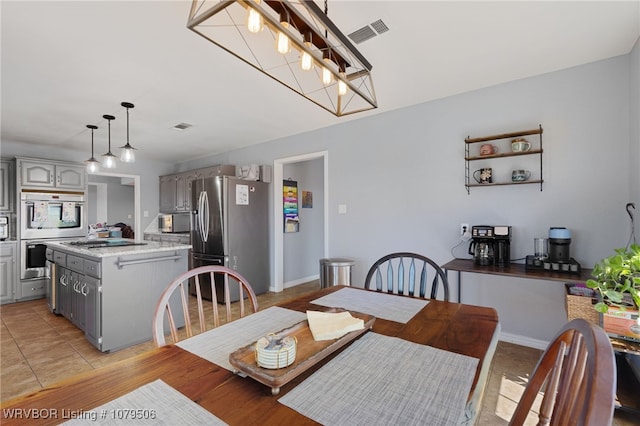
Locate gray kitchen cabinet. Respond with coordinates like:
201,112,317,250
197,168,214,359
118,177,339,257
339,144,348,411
0,159,14,212
159,174,177,213
0,242,17,304
71,270,85,329
159,165,235,213
161,170,200,212
83,274,101,348
175,172,189,211
18,158,86,191
57,266,72,320
20,279,46,301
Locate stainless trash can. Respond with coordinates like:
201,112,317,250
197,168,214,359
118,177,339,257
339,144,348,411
319,258,355,288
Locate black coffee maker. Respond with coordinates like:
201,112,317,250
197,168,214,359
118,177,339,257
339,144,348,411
469,225,512,267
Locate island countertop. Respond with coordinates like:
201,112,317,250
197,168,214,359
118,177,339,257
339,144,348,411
46,239,191,258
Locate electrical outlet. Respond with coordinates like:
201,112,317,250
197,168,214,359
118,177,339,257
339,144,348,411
460,223,469,235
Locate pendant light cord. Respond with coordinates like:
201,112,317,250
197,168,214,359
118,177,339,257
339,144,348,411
324,0,328,38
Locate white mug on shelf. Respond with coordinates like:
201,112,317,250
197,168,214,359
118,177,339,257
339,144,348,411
511,138,531,152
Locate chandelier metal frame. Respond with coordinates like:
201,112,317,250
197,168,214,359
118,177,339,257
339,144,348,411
187,0,377,117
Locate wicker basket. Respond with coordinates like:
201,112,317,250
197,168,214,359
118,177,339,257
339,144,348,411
565,284,599,326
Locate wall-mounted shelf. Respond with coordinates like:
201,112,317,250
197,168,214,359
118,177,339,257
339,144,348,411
465,125,543,194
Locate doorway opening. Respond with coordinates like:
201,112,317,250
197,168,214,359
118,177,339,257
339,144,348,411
273,151,329,293
87,172,141,241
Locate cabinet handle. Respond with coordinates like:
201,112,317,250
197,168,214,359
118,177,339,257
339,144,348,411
81,283,88,296
116,254,182,269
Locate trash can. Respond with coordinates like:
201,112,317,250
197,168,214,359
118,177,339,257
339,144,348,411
319,258,355,288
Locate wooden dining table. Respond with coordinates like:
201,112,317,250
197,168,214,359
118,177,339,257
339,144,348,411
0,285,500,425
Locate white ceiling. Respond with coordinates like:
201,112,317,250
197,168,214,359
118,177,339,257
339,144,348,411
2,1,639,163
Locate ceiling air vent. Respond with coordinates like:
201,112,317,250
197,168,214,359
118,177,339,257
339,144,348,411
348,19,389,44
171,122,193,131
370,19,389,35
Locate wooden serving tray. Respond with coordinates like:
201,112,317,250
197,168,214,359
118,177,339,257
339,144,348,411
229,310,376,395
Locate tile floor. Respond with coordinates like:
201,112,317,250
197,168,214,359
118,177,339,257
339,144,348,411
1,282,638,425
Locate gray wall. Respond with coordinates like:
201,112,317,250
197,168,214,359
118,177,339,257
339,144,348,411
88,175,135,227
283,158,324,285
181,47,639,347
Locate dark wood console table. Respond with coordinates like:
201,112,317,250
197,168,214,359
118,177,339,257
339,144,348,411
442,258,640,415
441,258,593,303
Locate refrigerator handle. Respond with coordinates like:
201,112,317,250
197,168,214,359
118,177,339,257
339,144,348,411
197,191,208,243
202,191,210,241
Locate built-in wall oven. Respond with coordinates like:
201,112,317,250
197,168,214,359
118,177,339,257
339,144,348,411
21,192,86,239
20,192,86,281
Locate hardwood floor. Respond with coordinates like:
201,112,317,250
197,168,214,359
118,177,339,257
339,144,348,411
1,282,638,425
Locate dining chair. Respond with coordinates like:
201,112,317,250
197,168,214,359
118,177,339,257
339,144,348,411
509,318,616,426
364,252,450,301
152,265,258,347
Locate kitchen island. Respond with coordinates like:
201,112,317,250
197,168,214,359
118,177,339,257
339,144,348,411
45,239,190,352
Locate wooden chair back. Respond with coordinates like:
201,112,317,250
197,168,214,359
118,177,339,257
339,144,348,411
152,265,258,347
364,252,450,301
509,318,616,426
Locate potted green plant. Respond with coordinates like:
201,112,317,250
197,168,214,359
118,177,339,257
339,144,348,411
586,244,640,315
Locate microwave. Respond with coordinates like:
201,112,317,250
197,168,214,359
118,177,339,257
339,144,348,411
158,213,190,233
0,216,8,240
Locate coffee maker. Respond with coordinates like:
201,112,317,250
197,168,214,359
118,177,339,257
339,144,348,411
468,225,512,267
526,227,581,273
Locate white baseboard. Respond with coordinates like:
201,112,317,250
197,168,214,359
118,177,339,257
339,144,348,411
499,331,549,351
284,274,319,289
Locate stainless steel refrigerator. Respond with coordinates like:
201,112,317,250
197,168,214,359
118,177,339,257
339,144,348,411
190,176,269,302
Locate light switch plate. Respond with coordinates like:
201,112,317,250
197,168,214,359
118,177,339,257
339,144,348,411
338,204,347,214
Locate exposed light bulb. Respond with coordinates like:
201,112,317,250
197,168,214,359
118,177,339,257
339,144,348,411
338,70,348,96
246,7,263,33
338,79,348,96
322,66,333,85
300,32,313,71
276,11,291,55
276,31,290,54
301,51,313,71
322,50,334,85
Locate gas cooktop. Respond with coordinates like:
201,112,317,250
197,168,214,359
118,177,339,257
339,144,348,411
63,239,147,249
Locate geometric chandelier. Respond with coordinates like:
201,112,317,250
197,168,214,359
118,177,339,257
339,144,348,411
187,0,377,117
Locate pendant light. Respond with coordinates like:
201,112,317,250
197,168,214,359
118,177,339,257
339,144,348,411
300,31,314,71
85,125,100,173
119,102,136,163
102,114,117,169
322,50,334,85
276,10,291,55
246,0,263,33
338,64,348,96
